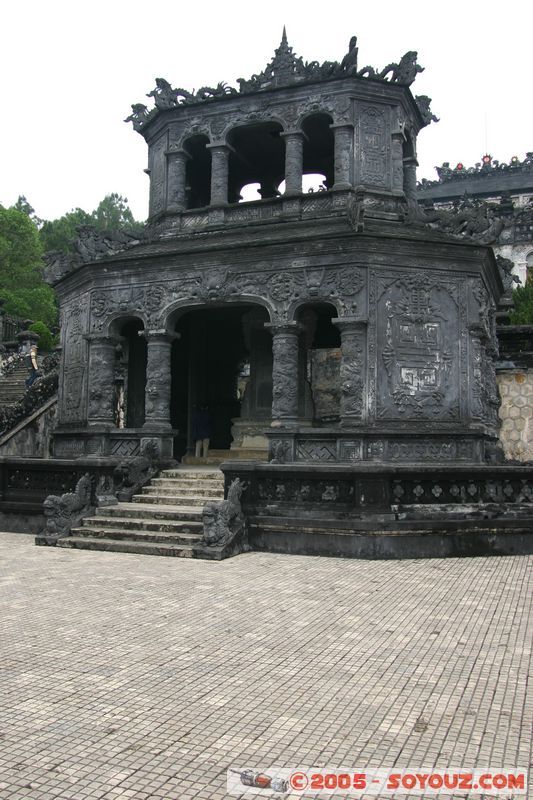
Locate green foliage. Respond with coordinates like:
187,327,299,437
29,321,55,352
1,193,142,326
0,204,57,326
39,207,93,254
509,281,533,325
39,194,143,254
92,193,144,235
2,287,57,328
12,195,41,225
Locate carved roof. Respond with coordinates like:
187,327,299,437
418,153,533,189
125,31,427,133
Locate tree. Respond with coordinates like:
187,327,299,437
39,194,143,254
92,193,143,235
0,204,57,327
29,321,56,351
39,207,93,254
509,281,533,325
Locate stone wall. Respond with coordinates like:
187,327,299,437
0,398,57,458
497,370,533,461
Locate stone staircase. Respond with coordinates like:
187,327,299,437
0,364,28,405
56,467,232,559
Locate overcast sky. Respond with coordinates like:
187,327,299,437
1,0,531,222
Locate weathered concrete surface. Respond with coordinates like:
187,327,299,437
0,533,531,799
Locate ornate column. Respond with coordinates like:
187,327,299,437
331,124,354,191
333,318,367,426
403,156,418,202
265,322,303,424
165,149,189,212
142,330,179,430
85,335,118,426
207,142,231,206
281,131,305,196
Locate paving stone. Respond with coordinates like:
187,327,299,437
0,533,531,799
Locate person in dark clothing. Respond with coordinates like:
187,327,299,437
192,406,212,458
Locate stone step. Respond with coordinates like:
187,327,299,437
97,503,203,521
71,526,203,543
181,455,231,466
160,469,223,480
141,485,223,498
57,468,231,560
132,494,213,507
150,477,223,490
83,515,203,534
56,536,224,559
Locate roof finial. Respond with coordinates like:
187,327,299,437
281,25,288,45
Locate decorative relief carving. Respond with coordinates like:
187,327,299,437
90,265,366,335
394,476,533,505
269,324,301,419
256,477,354,505
376,274,460,420
269,439,291,464
296,441,337,461
60,299,88,424
149,134,167,217
339,440,363,462
110,439,140,457
359,106,388,188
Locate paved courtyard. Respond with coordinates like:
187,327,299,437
0,533,531,799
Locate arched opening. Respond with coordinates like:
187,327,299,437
296,303,340,422
240,182,261,202
114,319,146,428
170,305,272,461
227,122,285,204
302,113,334,191
184,134,211,210
278,173,328,195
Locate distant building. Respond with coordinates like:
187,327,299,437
418,154,533,284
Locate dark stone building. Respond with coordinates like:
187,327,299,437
47,34,502,464
27,32,532,557
418,154,533,284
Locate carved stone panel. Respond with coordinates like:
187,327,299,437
374,273,460,421
149,131,168,217
59,297,89,424
357,105,390,189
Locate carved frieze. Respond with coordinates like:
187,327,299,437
296,440,337,461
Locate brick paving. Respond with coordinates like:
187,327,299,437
0,533,531,800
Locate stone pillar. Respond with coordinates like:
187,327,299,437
207,142,231,206
86,335,117,426
331,124,353,190
266,322,303,424
333,318,367,426
142,331,179,430
391,132,404,193
403,156,418,202
166,149,189,212
282,131,305,196
258,179,280,200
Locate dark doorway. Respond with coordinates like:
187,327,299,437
119,319,146,428
170,306,270,460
